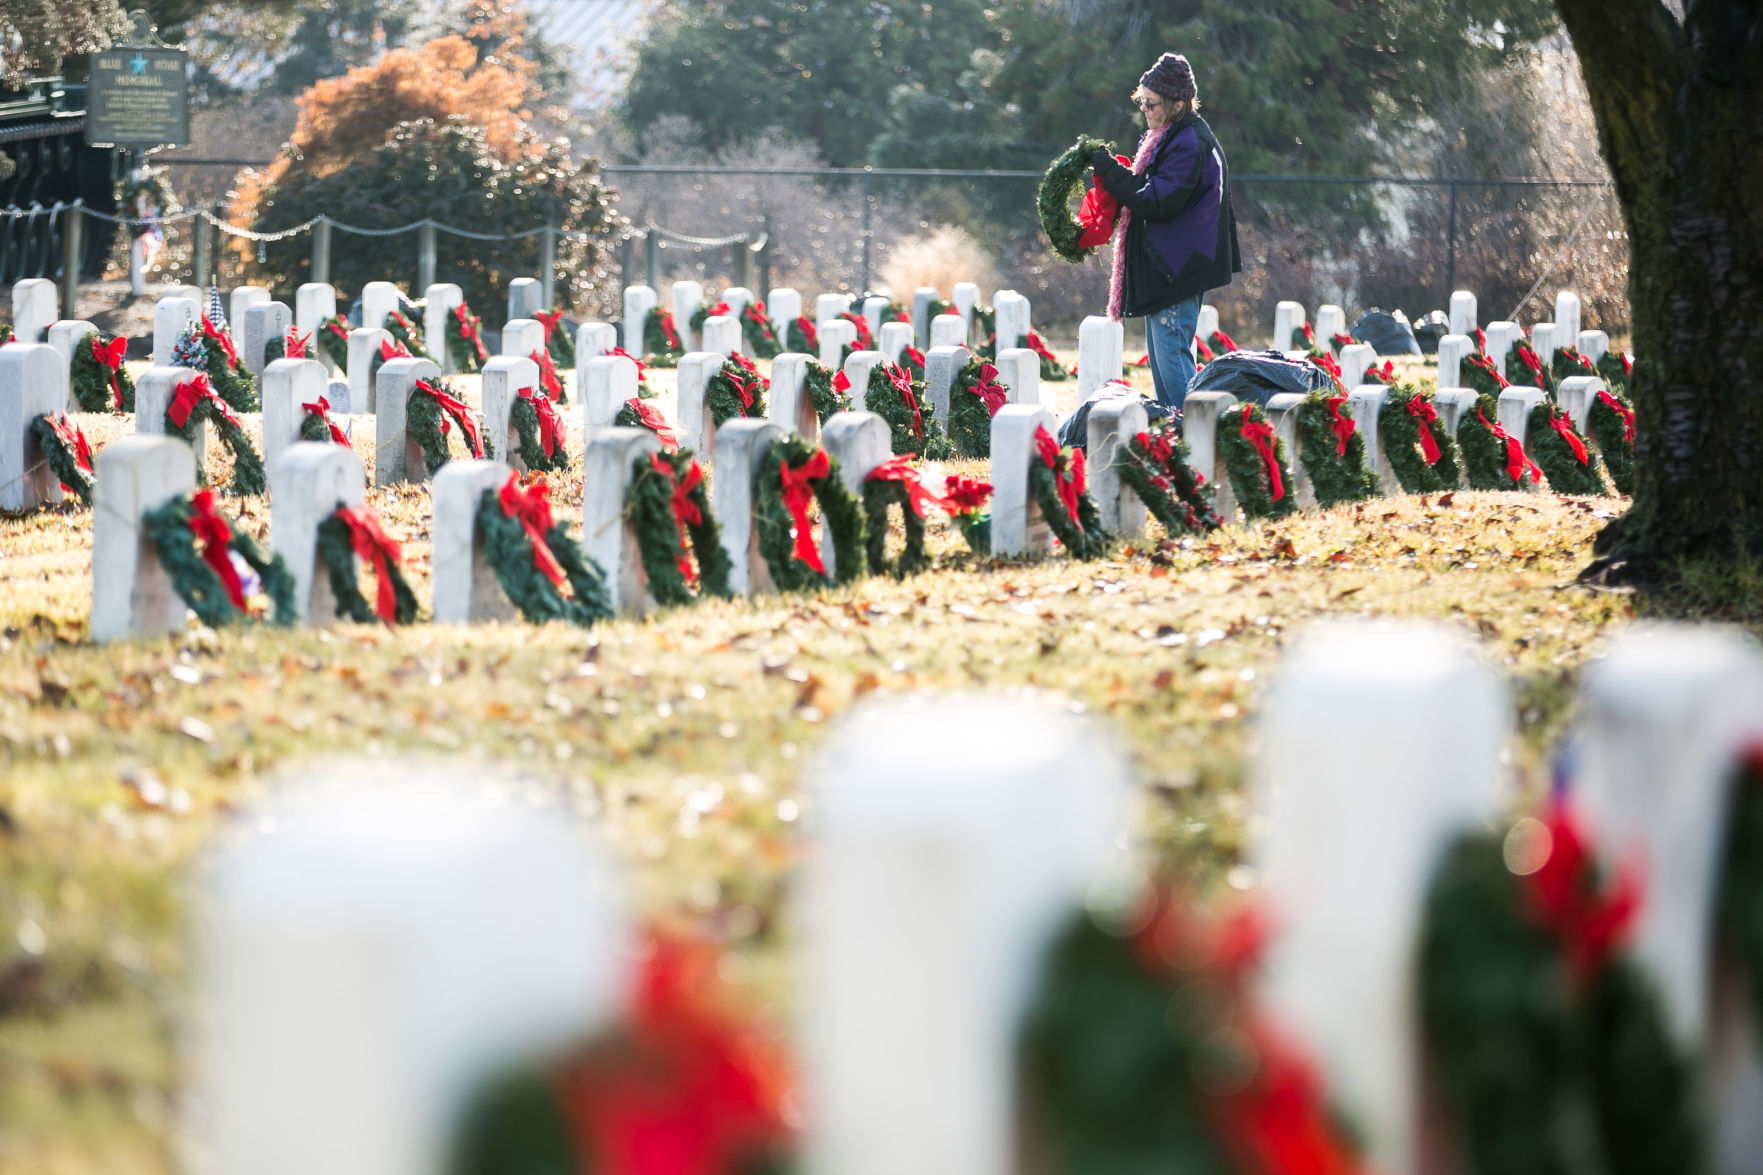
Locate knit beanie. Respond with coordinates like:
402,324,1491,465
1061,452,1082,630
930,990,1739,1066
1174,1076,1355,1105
1140,53,1196,102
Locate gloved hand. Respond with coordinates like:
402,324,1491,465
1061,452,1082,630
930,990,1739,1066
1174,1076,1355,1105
1090,147,1118,175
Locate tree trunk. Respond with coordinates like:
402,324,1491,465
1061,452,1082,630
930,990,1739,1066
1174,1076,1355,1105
1555,0,1763,585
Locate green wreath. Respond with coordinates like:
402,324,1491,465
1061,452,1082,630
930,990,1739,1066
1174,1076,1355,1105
1587,389,1636,496
971,303,998,361
406,381,494,476
1457,394,1534,491
1595,351,1631,395
706,357,768,429
1378,385,1463,493
510,397,571,473
0,323,11,346
862,478,930,577
1526,402,1608,495
1039,135,1114,264
803,360,851,423
1461,353,1509,399
1420,825,1700,1175
299,408,348,446
474,488,614,626
318,316,352,370
1115,423,1221,535
447,303,488,374
1552,346,1598,384
643,307,683,367
612,400,676,446
140,492,296,627
200,336,259,413
28,415,94,504
1029,438,1111,559
866,362,952,458
753,435,867,591
1216,402,1297,520
743,303,783,359
314,511,421,625
783,316,817,354
539,313,576,368
1295,391,1380,506
944,357,1004,458
1718,752,1763,1058
166,396,267,497
625,450,734,607
70,336,135,412
117,168,177,235
382,309,429,359
1504,338,1556,393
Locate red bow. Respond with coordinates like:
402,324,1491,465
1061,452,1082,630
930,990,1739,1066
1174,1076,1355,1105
793,316,818,350
1239,414,1286,501
1026,331,1060,365
1300,321,1315,345
726,368,756,414
1472,327,1488,354
1468,353,1510,389
1363,360,1396,384
1619,353,1633,375
42,413,94,490
651,454,705,585
332,505,403,623
284,328,311,360
169,372,240,429
533,348,565,400
1309,351,1346,394
942,473,993,515
327,320,351,342
1476,407,1540,485
832,370,851,396
626,398,678,450
1524,800,1641,978
200,315,240,368
380,336,413,362
498,474,567,587
1034,425,1086,522
1571,350,1595,372
1597,389,1635,443
1406,395,1442,464
659,312,681,351
1331,331,1354,348
886,364,924,437
968,363,1008,416
453,304,488,361
519,386,562,457
903,344,928,371
867,456,943,518
1196,338,1216,363
842,312,874,351
1211,328,1239,353
1323,393,1357,457
778,449,831,574
188,488,247,609
92,336,128,408
302,396,352,447
1516,342,1544,380
415,380,484,458
1547,407,1590,465
1075,158,1130,249
535,308,566,340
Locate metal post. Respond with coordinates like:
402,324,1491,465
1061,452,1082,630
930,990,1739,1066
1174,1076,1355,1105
732,236,752,289
192,211,211,287
1445,181,1458,307
538,225,557,309
757,225,771,300
59,204,83,318
645,230,660,291
311,216,332,285
618,234,635,289
860,167,874,293
417,222,436,291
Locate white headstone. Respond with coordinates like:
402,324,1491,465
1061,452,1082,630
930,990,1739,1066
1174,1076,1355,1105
1196,304,1219,345
1432,390,1478,451
0,342,71,511
1556,375,1604,434
154,295,198,366
581,354,637,450
90,436,198,642
700,314,741,357
46,319,98,363
819,412,890,580
816,292,852,328
1553,291,1581,344
675,352,724,460
767,288,802,339
1436,334,1474,391
480,356,543,473
1346,385,1399,495
1263,392,1315,509
135,366,206,470
862,296,891,340
989,404,1058,558
167,283,203,308
432,458,520,623
1179,392,1238,522
268,441,365,624
923,345,973,427
842,351,888,414
422,283,465,373
296,283,338,363
507,277,542,323
1578,330,1610,364
1315,304,1346,342
1076,315,1124,403
500,318,545,360
10,277,56,344
911,287,939,348
818,319,856,371
575,322,617,367
994,348,1042,410
189,763,627,1175
721,287,754,343
373,357,444,487
1484,320,1521,377
622,285,657,352
1338,343,1378,390
1273,300,1307,352
347,328,389,414
581,428,664,616
992,290,1030,353
1531,322,1559,366
672,281,704,351
878,321,914,365
361,282,402,334
260,358,330,477
1496,386,1548,459
242,301,293,379
710,418,787,596
228,285,270,331
766,353,817,441
1256,620,1506,1175
929,313,966,350
1086,396,1149,536
1449,290,1478,336
951,281,981,333
325,377,352,416
803,694,1128,1175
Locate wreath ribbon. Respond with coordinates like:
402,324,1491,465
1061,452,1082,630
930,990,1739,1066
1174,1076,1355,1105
651,454,704,585
1476,407,1541,484
1211,328,1239,353
497,475,567,588
170,372,240,429
42,412,94,483
1405,395,1443,464
867,455,943,518
969,363,1008,416
658,311,681,350
1596,389,1635,443
1321,392,1357,457
1034,424,1086,522
793,316,818,350
453,303,489,362
326,320,350,343
332,505,403,623
1468,353,1510,390
1524,801,1641,978
904,344,928,371
518,387,562,457
188,488,247,609
627,399,678,450
1239,415,1286,502
380,337,413,362
301,396,352,447
1547,408,1590,465
533,348,565,400
778,449,832,574
886,363,924,437
92,336,128,408
1516,342,1545,381
535,308,566,341
415,380,484,458
200,315,240,367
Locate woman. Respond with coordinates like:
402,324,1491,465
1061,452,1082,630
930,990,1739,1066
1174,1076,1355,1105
1092,53,1240,413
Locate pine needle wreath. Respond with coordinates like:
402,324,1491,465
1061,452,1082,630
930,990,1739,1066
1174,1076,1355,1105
1525,402,1608,495
1552,346,1598,384
165,382,268,496
28,414,95,504
706,356,768,429
866,362,952,458
625,451,734,607
1115,422,1221,535
1030,427,1111,559
475,482,614,626
753,435,867,591
837,310,874,354
862,478,930,578
970,304,998,360
510,395,571,473
406,379,493,476
1504,337,1556,393
783,316,818,354
314,510,421,625
1039,134,1114,263
1378,385,1463,493
1596,350,1631,395
1295,390,1380,507
1457,393,1537,491
383,308,430,359
643,307,683,368
803,359,852,423
70,334,134,412
1461,352,1510,398
1217,402,1297,520
447,302,489,374
1587,388,1636,496
1717,750,1763,1058
141,491,296,627
743,302,783,359
537,310,576,368
613,400,679,449
1026,331,1072,381
318,316,352,370
299,405,350,446
177,321,259,413
0,323,11,346
945,358,1008,458
1419,817,1701,1175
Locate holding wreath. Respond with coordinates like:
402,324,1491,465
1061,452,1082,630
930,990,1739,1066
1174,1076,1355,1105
753,435,867,591
71,334,134,413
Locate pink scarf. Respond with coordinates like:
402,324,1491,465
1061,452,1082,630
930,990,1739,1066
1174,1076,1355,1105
1108,124,1171,322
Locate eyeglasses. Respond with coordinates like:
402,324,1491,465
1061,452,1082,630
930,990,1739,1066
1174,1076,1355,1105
1134,98,1162,111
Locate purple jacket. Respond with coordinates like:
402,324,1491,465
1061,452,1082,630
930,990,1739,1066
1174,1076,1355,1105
1097,114,1241,317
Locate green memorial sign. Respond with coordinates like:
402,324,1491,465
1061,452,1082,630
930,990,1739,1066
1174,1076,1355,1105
86,45,189,147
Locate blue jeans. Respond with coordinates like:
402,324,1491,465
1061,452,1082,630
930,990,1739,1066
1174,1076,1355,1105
1144,295,1203,413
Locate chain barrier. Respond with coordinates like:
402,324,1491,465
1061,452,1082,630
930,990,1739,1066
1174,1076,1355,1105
642,223,751,249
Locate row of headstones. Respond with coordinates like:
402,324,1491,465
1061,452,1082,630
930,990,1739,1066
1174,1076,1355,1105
180,619,1763,1174
1267,289,1612,372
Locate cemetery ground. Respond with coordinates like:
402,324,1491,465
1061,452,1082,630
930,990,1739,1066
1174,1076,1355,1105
0,348,1732,1173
